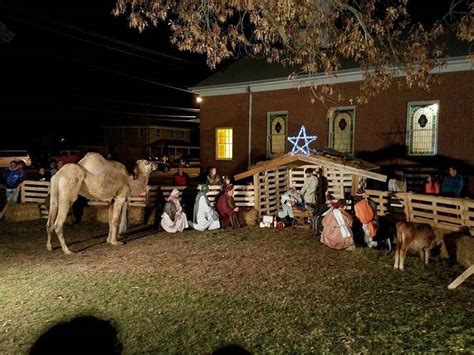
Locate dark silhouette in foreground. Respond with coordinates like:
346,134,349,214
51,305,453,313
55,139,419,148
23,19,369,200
30,316,122,354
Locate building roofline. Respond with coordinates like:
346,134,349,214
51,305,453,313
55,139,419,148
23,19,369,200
103,125,194,131
191,56,472,97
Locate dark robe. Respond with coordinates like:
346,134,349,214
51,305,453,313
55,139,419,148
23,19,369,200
163,200,177,221
216,192,240,228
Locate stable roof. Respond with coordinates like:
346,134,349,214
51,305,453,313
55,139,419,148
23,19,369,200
234,152,387,182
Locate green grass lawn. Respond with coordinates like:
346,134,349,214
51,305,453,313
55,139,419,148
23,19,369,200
0,221,473,354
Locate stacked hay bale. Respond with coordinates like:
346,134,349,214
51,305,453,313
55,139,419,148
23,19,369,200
457,236,474,268
2,203,41,221
241,207,259,226
82,205,145,226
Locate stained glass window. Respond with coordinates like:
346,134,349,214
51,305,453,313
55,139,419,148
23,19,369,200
216,128,233,160
267,112,288,157
407,101,439,155
329,107,355,154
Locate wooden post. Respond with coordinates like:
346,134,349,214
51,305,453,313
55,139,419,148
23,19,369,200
448,265,474,290
253,173,260,215
351,175,361,196
20,182,26,203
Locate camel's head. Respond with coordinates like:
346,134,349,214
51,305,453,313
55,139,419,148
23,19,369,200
136,159,159,176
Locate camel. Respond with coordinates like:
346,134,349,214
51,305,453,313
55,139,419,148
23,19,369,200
46,153,158,254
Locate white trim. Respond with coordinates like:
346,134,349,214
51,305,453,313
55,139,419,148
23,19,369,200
406,100,439,156
192,57,473,97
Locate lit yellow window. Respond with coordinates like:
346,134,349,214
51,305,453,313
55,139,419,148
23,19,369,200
216,128,233,160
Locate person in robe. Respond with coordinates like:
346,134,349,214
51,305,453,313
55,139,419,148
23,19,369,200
300,168,318,209
321,199,355,250
353,188,392,250
191,184,220,231
277,187,302,220
161,188,189,233
206,167,222,186
313,194,335,237
353,189,378,247
216,184,241,229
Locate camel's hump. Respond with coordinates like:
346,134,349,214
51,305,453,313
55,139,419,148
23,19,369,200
78,152,128,175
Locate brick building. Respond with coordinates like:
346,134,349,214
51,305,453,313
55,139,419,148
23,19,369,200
192,56,473,185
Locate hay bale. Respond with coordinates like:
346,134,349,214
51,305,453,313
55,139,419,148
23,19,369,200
128,206,144,226
457,236,474,268
241,208,258,226
81,205,144,225
3,203,41,221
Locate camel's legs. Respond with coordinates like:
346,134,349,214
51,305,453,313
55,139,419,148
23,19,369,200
119,200,129,235
53,199,75,254
107,203,114,243
424,248,430,264
109,197,126,245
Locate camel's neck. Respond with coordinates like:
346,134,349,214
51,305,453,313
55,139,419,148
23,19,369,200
130,171,150,195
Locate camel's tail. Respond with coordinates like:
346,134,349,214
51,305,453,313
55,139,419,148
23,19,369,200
46,174,60,231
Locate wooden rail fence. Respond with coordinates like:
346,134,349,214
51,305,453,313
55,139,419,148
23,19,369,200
13,180,255,219
366,189,474,232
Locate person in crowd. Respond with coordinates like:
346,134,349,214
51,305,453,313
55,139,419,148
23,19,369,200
161,188,189,233
206,167,222,186
300,168,318,209
173,166,190,186
277,187,302,221
216,184,241,229
36,167,51,182
313,193,335,237
3,160,25,203
321,199,355,250
424,175,440,195
49,160,58,176
57,160,65,170
441,166,464,197
388,169,407,192
190,184,220,231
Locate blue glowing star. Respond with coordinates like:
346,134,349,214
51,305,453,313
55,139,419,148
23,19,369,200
287,125,317,155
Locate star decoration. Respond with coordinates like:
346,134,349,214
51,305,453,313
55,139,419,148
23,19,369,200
287,125,317,155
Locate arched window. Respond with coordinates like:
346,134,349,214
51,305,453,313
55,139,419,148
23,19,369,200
329,107,355,155
406,101,439,156
267,112,288,157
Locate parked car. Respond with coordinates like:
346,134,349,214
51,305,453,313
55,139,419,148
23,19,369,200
0,150,32,168
50,150,80,164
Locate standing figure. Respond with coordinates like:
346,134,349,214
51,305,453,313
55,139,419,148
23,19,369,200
3,160,25,203
300,168,318,209
424,175,440,195
321,199,355,250
173,166,190,186
191,184,220,231
161,188,189,233
206,167,222,186
441,166,463,197
216,184,241,229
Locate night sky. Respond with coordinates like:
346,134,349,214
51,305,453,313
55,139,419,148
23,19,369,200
0,0,463,151
0,0,212,150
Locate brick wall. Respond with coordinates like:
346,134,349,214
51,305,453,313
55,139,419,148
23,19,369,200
200,71,474,177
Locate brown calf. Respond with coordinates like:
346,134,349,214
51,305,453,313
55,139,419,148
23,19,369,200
394,221,437,270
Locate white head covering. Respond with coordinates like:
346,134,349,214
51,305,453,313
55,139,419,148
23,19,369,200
168,188,180,201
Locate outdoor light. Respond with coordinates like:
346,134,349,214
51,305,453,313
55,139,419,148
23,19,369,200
287,125,317,155
196,96,203,104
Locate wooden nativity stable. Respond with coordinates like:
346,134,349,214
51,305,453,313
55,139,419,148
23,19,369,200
234,151,387,217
